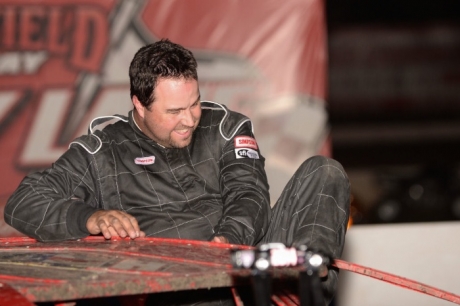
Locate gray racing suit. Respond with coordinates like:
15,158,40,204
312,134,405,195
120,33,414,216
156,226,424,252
5,101,271,245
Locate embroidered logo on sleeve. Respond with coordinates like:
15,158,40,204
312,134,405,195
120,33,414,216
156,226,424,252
235,148,260,159
134,156,155,165
234,136,258,150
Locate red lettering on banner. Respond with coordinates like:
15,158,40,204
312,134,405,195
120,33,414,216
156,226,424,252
20,6,47,50
0,5,108,72
71,7,108,72
234,136,258,150
1,6,15,49
48,7,73,55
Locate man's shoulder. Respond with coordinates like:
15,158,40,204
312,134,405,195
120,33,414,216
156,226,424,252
201,101,248,119
69,115,131,154
199,101,252,139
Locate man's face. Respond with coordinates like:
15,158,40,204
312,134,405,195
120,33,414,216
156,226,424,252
134,78,201,148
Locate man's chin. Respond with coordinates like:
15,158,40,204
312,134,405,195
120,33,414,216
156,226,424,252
170,138,192,149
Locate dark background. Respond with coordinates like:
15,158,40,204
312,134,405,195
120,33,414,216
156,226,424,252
325,0,460,224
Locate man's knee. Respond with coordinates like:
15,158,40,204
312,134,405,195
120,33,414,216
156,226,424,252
296,155,350,210
298,155,347,181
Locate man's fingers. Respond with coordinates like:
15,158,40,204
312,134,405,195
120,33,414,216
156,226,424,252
212,236,229,244
87,210,142,239
109,218,128,237
114,214,139,238
122,214,141,238
108,226,119,239
98,221,112,239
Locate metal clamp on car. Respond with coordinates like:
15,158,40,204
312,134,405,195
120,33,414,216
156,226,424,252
230,243,331,306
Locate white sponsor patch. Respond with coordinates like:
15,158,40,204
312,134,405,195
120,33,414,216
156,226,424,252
235,148,259,159
234,136,258,150
134,156,155,165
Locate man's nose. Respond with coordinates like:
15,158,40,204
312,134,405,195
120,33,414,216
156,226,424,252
181,109,194,127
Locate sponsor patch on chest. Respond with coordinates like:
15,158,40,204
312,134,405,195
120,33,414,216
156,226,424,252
235,148,260,159
134,156,155,165
234,136,258,150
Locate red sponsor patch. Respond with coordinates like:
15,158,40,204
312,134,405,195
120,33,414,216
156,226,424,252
234,136,258,150
134,156,155,165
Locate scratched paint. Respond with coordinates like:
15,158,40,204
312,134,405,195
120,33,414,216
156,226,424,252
0,237,299,304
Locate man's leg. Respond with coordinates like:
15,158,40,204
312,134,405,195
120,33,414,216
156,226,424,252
261,155,350,302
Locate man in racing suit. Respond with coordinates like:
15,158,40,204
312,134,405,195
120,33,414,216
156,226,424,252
4,39,350,304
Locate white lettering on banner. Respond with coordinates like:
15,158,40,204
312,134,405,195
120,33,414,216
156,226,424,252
20,89,71,165
134,156,155,165
0,52,48,75
235,148,259,159
17,87,132,168
0,53,19,74
234,136,258,150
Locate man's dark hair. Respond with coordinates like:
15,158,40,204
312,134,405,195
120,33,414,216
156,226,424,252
129,39,198,108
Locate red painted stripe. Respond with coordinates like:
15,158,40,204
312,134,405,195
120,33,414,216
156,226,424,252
0,282,35,306
0,236,251,248
273,290,299,306
333,259,460,305
0,274,65,284
231,287,245,306
85,266,173,277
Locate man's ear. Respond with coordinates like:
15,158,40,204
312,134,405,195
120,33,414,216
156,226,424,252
132,95,145,119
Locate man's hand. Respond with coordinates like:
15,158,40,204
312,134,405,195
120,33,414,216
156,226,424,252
86,210,145,239
212,236,229,244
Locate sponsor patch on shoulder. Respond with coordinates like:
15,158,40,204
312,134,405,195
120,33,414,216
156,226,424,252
234,136,258,150
235,148,260,159
134,156,155,165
